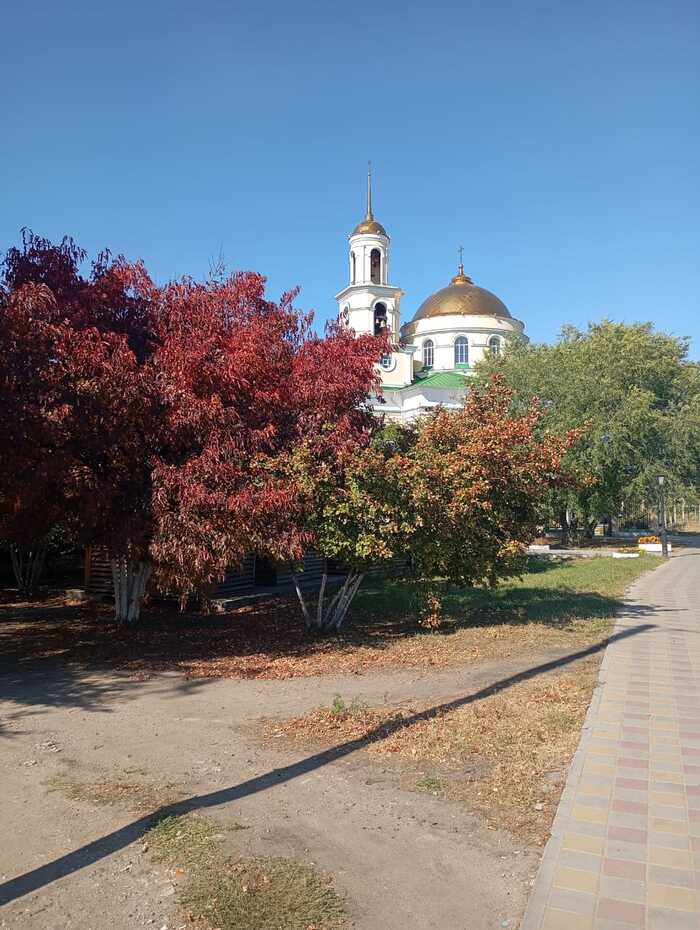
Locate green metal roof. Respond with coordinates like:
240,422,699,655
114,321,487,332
415,370,469,388
384,370,470,393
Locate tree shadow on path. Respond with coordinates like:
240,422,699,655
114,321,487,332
0,614,658,908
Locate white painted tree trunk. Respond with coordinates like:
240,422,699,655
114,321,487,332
10,543,47,595
291,569,365,633
290,569,313,627
328,573,364,631
111,558,151,626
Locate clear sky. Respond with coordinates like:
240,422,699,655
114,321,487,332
2,0,698,356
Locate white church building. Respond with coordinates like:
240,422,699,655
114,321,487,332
336,172,526,420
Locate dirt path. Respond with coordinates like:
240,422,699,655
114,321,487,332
0,633,614,930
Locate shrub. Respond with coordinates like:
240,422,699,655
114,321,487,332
638,535,661,545
418,588,446,631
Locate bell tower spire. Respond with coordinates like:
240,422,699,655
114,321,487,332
366,161,373,220
335,166,403,339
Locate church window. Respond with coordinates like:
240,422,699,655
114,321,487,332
423,339,434,369
380,353,393,370
351,251,356,284
489,335,502,357
370,248,381,284
454,336,469,367
373,302,388,336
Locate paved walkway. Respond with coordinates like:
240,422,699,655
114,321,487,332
522,548,700,930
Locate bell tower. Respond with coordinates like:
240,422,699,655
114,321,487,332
335,167,403,339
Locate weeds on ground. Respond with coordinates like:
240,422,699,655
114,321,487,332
147,813,346,930
330,693,367,717
267,659,600,843
415,775,443,793
48,775,184,812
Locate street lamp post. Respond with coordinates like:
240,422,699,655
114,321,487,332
601,433,612,536
658,476,669,558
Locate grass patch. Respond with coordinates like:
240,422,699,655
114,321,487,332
0,554,661,680
48,775,184,812
355,552,660,634
147,813,346,930
267,659,600,843
415,774,443,793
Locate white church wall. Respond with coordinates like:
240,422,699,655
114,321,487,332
408,313,525,371
378,349,413,388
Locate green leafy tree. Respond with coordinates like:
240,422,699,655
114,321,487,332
284,378,575,632
475,321,700,540
405,377,578,585
283,440,414,632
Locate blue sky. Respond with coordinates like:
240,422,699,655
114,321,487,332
2,0,698,356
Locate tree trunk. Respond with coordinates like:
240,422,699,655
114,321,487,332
559,509,570,548
328,573,364,631
291,568,365,633
290,568,313,628
316,571,327,629
10,542,47,596
111,558,151,626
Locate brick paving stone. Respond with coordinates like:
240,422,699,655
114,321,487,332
647,909,700,930
521,547,700,930
597,896,646,924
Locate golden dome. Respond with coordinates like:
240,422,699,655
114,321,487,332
401,265,512,335
352,217,387,236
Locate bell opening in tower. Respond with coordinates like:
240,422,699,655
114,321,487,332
370,248,381,285
373,302,388,336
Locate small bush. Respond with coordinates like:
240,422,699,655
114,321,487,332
638,535,660,544
418,588,446,631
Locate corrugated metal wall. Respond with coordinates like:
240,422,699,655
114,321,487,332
364,557,410,580
84,547,329,601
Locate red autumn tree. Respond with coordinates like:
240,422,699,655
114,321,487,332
0,232,89,593
148,277,382,604
1,247,160,610
1,231,384,622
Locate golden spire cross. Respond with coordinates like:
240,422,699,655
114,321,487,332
457,244,465,276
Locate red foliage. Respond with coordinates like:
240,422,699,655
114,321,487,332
0,232,384,609
148,274,383,595
0,238,84,550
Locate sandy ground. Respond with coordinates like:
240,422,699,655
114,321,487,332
0,639,605,930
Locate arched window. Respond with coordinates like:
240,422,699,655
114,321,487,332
370,248,381,284
373,302,388,336
454,336,469,367
350,252,356,284
489,335,502,357
423,339,434,369
380,353,393,370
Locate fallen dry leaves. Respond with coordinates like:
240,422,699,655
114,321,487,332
0,592,611,682
265,659,600,843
